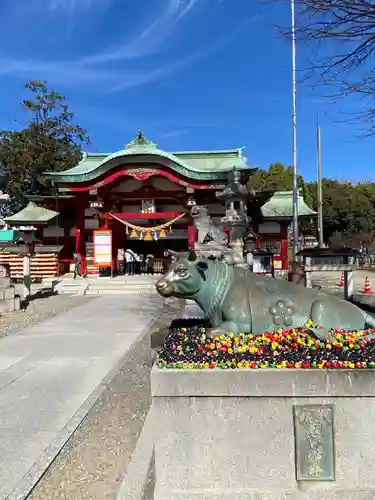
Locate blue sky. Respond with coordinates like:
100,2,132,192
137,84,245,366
0,0,373,182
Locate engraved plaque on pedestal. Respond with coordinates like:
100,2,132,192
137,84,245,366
293,405,335,481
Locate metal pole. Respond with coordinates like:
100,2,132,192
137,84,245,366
291,0,299,260
316,114,324,247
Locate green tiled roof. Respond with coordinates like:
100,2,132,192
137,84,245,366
44,131,253,184
261,191,316,218
5,202,59,225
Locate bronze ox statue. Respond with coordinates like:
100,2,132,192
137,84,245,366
155,250,375,341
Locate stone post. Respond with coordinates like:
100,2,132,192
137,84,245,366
23,254,31,299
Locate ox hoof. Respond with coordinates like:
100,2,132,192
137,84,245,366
308,327,334,343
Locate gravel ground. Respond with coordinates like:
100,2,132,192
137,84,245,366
0,293,96,339
27,299,183,500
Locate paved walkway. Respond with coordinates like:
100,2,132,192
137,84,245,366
0,293,162,500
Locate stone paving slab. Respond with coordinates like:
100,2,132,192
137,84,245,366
0,293,162,500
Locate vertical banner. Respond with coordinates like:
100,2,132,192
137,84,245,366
93,229,112,267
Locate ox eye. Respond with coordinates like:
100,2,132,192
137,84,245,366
177,267,188,277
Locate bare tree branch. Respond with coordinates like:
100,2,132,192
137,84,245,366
272,0,375,134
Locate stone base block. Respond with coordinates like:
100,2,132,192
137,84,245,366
0,295,21,313
0,286,16,300
151,368,375,500
154,490,375,500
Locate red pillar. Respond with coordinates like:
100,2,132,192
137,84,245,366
280,223,289,269
74,209,86,273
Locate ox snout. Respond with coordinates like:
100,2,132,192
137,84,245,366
155,279,174,297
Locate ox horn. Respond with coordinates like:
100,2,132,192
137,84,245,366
167,249,180,257
188,249,197,261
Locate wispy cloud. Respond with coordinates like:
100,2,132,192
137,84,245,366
80,0,201,63
157,129,189,139
22,0,111,14
0,0,249,92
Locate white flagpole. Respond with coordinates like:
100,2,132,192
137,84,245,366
316,113,324,247
291,0,299,260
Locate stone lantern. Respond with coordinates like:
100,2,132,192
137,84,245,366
216,168,249,265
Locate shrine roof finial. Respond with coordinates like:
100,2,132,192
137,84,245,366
125,129,158,150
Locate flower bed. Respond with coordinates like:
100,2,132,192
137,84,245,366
156,324,375,369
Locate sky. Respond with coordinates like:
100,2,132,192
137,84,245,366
0,0,373,182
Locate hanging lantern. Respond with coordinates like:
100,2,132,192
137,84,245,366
130,229,137,238
159,229,166,238
144,232,152,241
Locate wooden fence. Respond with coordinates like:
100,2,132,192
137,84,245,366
0,252,59,280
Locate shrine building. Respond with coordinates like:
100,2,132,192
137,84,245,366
6,131,315,278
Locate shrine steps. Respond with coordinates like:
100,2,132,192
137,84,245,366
45,275,160,296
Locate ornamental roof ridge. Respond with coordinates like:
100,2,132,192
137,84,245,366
125,129,158,150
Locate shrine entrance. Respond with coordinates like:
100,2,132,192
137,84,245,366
107,212,188,274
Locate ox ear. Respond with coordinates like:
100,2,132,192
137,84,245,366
187,249,197,261
196,260,208,272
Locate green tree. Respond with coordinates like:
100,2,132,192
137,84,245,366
249,164,375,244
305,180,375,242
249,163,311,205
0,81,90,212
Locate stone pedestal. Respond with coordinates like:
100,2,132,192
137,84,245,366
152,367,375,500
0,265,20,313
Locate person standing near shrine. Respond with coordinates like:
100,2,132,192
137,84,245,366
125,248,136,275
73,251,82,279
117,247,125,275
146,254,154,275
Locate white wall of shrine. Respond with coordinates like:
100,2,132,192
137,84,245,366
42,226,64,237
258,221,281,234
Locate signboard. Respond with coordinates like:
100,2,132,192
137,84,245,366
311,256,344,267
90,201,103,209
93,229,112,267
